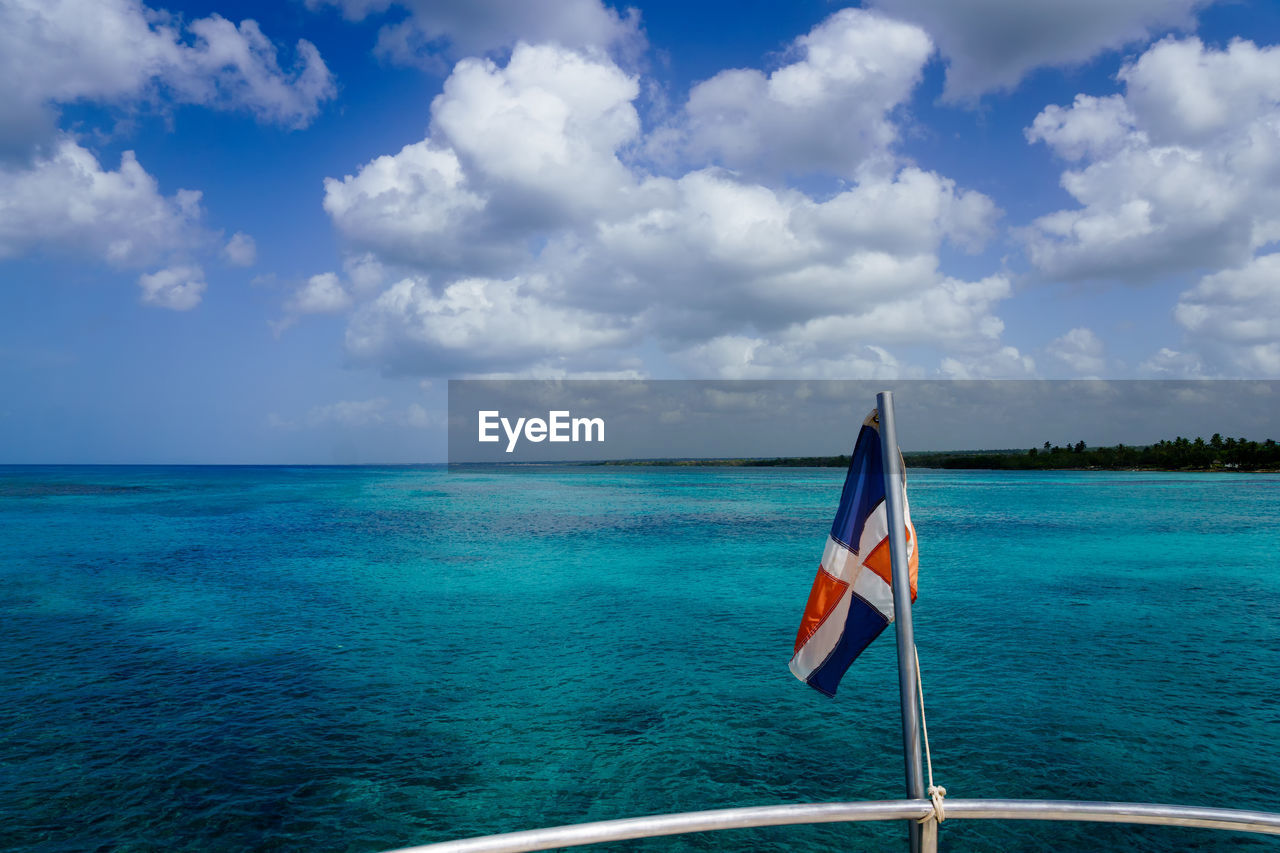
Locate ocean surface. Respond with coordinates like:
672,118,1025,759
1,465,1278,852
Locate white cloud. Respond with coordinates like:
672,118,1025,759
273,271,357,334
324,41,642,279
1138,346,1208,377
1173,253,1280,374
1234,345,1280,375
680,8,932,177
1046,327,1106,375
669,271,1013,379
0,138,205,266
432,45,640,209
0,0,335,157
1025,36,1280,283
305,0,642,66
344,253,388,295
328,157,1008,375
938,346,1037,379
223,231,257,266
1119,36,1280,146
292,272,353,314
138,264,206,310
0,137,241,311
345,275,638,375
172,15,335,128
578,168,1002,337
0,2,333,310
321,17,1018,378
867,0,1210,100
323,141,489,273
673,338,910,380
1025,94,1136,162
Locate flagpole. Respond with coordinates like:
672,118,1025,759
876,391,927,853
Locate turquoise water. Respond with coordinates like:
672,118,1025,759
1,465,1278,852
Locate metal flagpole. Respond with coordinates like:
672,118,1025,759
876,391,928,853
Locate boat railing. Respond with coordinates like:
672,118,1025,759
381,796,1280,853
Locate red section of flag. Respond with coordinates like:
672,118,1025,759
792,566,848,654
860,524,918,601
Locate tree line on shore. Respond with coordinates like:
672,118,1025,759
606,433,1280,470
908,433,1279,471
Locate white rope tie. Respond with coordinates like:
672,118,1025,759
914,644,947,825
926,785,947,823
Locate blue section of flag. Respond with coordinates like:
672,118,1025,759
805,594,890,697
829,421,885,552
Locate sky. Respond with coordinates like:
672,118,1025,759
3,0,1280,463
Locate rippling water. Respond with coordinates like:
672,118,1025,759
2,465,1278,852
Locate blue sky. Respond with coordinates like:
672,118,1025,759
3,0,1280,463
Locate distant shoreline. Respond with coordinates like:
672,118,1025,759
596,458,1279,472
594,438,1280,472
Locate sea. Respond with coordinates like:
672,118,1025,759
1,465,1278,852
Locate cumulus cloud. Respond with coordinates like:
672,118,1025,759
223,231,257,266
138,264,206,310
671,269,1016,378
292,272,353,314
345,274,638,375
1046,327,1106,375
1025,36,1280,284
0,2,332,311
867,0,1210,100
1118,36,1280,146
324,43,640,276
0,0,335,158
431,46,639,207
343,253,389,294
576,166,999,327
1138,347,1208,377
1024,35,1280,376
674,338,910,380
0,138,205,266
1174,254,1280,374
321,14,1018,378
680,8,932,178
304,0,642,66
323,142,489,273
172,15,335,127
1025,94,1136,162
938,346,1036,379
273,271,357,334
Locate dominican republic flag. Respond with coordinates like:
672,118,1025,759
789,408,918,697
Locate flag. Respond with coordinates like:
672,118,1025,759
789,408,918,697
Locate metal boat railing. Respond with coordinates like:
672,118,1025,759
382,797,1280,853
